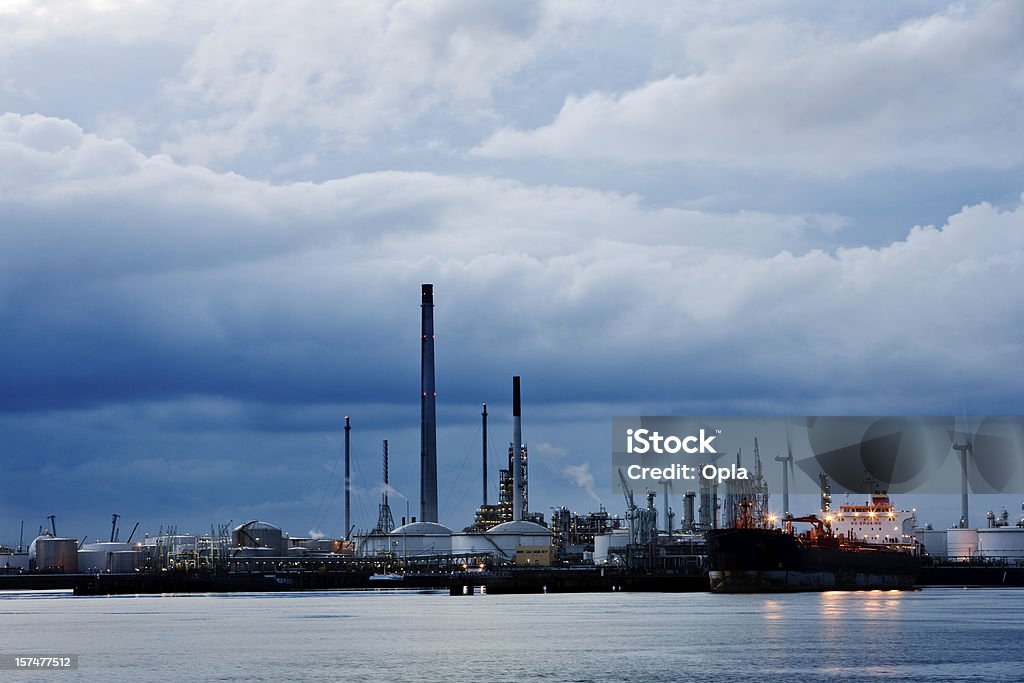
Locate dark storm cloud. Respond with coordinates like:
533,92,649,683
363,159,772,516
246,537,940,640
3,113,1024,423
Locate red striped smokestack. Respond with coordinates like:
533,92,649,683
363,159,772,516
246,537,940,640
420,284,438,523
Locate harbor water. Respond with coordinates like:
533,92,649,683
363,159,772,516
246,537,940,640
1,588,1022,681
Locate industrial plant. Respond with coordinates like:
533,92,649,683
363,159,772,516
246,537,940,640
3,284,1024,594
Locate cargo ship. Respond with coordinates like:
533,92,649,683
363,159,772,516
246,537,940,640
707,516,920,593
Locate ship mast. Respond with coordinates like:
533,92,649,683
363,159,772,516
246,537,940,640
752,437,770,528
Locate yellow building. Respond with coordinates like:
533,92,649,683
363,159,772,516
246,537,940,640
515,545,553,566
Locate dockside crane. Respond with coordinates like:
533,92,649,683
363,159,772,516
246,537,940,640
617,468,639,545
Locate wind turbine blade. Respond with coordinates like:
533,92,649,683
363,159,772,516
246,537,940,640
785,419,793,460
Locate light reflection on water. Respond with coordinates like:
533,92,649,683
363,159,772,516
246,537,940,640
761,598,783,620
1,588,1022,682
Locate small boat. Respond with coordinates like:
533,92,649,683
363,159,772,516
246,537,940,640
368,573,404,583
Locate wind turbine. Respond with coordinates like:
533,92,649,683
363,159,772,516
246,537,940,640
952,415,974,528
775,421,795,519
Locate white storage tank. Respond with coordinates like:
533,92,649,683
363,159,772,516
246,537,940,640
355,531,394,557
388,521,453,558
593,529,630,565
451,532,500,558
947,528,979,559
485,520,551,562
977,527,1024,560
914,529,948,559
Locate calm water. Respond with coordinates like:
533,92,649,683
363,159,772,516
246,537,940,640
1,588,1022,681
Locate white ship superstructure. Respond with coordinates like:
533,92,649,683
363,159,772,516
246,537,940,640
829,492,917,547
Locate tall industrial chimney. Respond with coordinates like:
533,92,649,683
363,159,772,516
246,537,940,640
512,376,523,522
344,416,351,539
420,284,438,523
482,403,488,507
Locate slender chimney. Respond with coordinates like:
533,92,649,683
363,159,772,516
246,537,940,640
420,284,438,523
482,403,488,507
512,376,523,522
344,416,351,540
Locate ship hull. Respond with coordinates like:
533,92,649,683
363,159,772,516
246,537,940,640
707,528,919,593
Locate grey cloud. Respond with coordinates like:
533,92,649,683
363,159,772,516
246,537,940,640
156,0,548,163
477,2,1024,173
2,114,1023,419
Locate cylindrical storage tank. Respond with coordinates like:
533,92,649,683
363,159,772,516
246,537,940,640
485,520,551,561
914,529,948,559
593,535,611,564
0,553,30,570
354,532,393,557
109,550,144,573
388,522,453,558
451,533,493,556
232,521,286,555
947,528,979,559
77,549,106,572
977,528,1024,559
78,542,131,572
593,529,630,564
33,537,79,573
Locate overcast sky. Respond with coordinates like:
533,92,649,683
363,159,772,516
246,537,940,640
2,0,1023,543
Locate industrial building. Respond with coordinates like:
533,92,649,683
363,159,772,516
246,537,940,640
915,508,1024,561
13,283,1024,594
352,289,553,567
